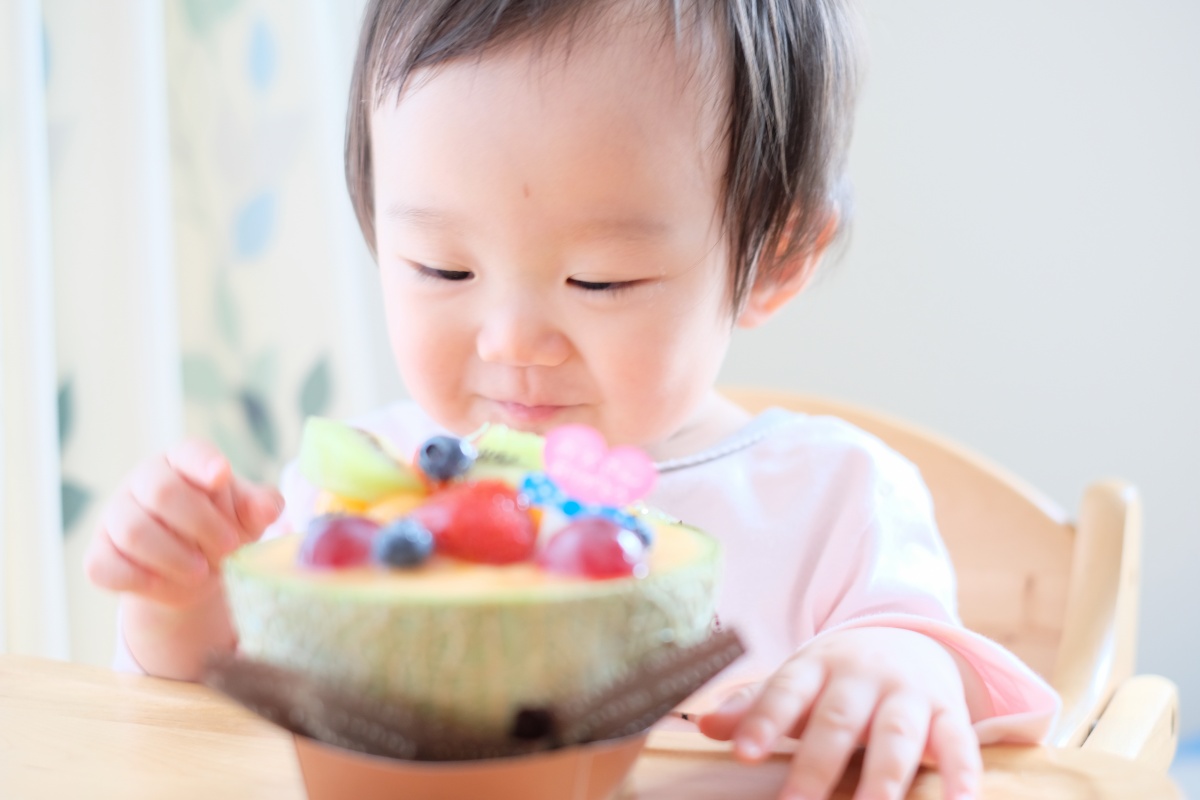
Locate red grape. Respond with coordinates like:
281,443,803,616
536,516,648,579
297,514,380,568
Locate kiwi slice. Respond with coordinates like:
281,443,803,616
475,425,545,469
466,425,545,485
298,417,424,502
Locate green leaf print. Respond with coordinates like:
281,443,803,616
215,270,241,348
57,377,74,450
61,479,91,535
239,389,278,458
180,0,243,38
182,354,227,403
211,416,261,484
299,356,332,418
247,348,279,398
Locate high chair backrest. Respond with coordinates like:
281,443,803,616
722,388,1141,746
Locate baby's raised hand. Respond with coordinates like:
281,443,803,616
85,440,283,608
698,627,981,800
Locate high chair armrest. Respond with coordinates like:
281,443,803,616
1080,674,1179,772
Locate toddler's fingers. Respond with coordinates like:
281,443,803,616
165,439,242,538
103,490,212,588
731,657,826,761
165,439,281,542
231,477,284,541
130,456,240,564
697,685,758,741
84,531,211,607
927,709,982,800
854,691,931,800
781,677,878,800
164,439,233,493
84,525,158,595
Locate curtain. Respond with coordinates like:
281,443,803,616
0,0,387,668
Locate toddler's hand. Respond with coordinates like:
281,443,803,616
698,627,981,800
85,439,283,608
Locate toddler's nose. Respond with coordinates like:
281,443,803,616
475,304,570,368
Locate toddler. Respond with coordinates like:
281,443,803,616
86,1,1059,798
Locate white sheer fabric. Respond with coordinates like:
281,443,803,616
0,0,383,666
0,0,70,660
2,0,182,663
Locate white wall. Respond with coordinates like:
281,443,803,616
722,1,1200,731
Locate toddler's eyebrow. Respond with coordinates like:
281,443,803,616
384,203,669,243
384,204,458,230
573,217,669,243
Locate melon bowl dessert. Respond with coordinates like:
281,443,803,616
225,517,719,738
214,418,733,798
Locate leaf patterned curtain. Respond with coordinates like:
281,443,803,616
0,0,390,668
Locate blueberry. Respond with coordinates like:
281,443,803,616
418,435,476,481
372,518,435,568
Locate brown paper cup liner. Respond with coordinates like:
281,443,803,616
294,731,648,800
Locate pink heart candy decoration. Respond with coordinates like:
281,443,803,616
543,424,657,507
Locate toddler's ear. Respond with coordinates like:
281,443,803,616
735,263,813,329
736,213,838,329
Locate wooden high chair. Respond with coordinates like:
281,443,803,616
714,387,1179,770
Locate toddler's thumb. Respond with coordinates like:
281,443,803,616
696,684,758,741
232,479,284,541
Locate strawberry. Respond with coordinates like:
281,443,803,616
412,480,537,565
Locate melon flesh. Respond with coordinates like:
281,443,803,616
223,522,719,736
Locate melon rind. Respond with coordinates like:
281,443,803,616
223,524,719,737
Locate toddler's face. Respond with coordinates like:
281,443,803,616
371,14,738,449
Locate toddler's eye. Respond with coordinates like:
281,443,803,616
568,278,638,294
414,264,472,282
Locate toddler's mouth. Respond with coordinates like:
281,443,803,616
491,400,572,427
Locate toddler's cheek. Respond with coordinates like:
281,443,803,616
384,312,474,424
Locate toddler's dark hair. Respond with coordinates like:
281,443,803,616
345,0,862,311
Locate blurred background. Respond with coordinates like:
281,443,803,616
2,0,1197,783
